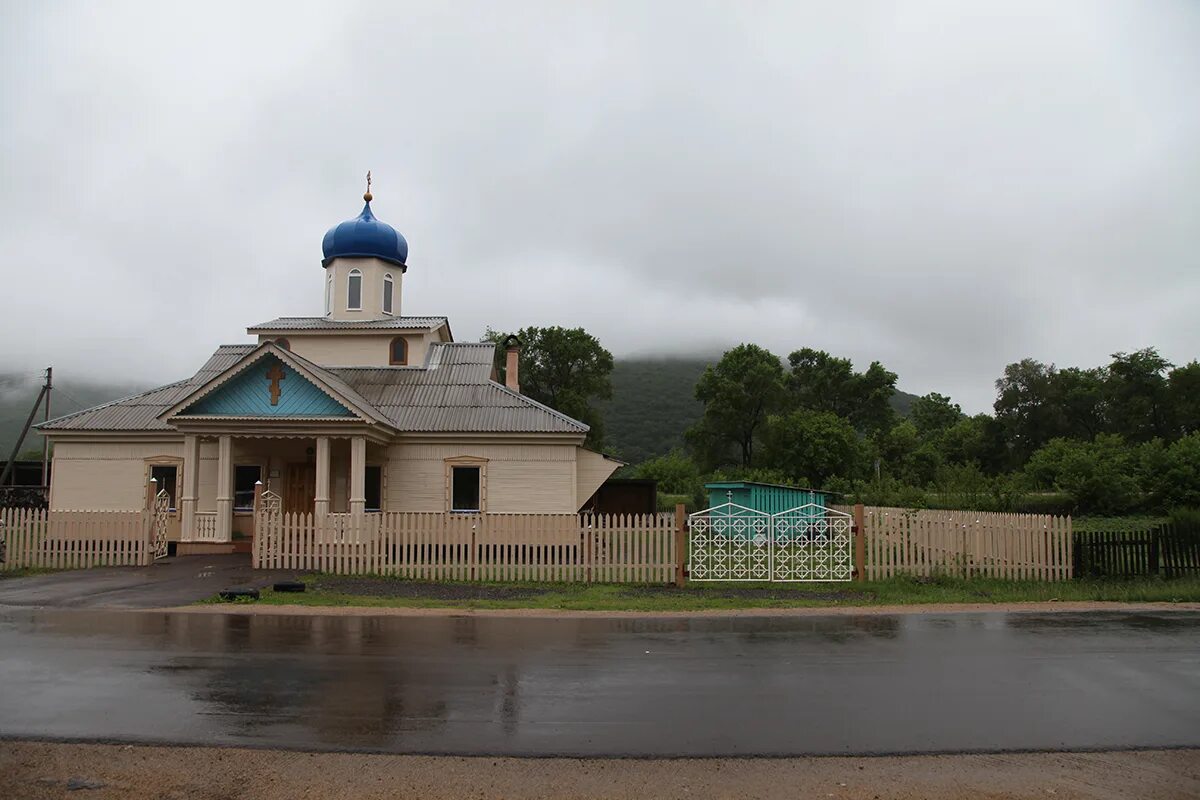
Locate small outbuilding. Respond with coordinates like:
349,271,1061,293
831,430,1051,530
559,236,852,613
581,478,656,516
704,480,833,513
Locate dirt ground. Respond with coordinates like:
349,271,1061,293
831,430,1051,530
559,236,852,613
2,742,1197,800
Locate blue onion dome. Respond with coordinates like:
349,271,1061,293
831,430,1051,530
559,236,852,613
321,194,408,270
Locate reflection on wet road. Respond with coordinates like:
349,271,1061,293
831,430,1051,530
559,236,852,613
1,610,1197,756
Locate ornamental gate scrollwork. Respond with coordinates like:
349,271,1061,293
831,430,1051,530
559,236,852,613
688,502,853,582
258,489,282,517
151,488,171,560
687,503,772,581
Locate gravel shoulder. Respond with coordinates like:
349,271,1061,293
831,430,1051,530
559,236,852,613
2,741,1197,800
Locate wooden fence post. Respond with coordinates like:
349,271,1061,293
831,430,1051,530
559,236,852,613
854,503,866,582
674,503,687,587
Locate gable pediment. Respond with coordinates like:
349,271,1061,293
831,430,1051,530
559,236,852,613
174,353,356,419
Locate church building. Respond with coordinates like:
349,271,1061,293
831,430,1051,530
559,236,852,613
38,186,620,554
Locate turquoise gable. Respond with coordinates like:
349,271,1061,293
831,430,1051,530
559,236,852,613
185,356,355,418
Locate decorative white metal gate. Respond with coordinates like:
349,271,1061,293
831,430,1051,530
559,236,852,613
688,502,853,582
151,488,171,560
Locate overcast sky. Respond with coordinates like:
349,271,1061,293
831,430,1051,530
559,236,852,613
2,0,1198,413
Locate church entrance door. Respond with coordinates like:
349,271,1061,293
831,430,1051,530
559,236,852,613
285,463,316,514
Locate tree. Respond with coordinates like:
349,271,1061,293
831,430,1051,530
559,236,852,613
910,392,962,437
1168,361,1200,437
938,414,1007,473
483,326,614,448
785,348,897,434
686,344,785,469
1106,348,1173,443
634,450,704,505
760,409,865,487
993,358,1062,465
1049,367,1107,440
1140,432,1200,510
1024,434,1141,514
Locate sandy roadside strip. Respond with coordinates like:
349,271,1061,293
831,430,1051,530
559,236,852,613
2,741,1197,800
149,600,1200,617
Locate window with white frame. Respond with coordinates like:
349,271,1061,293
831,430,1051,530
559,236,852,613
382,273,394,315
325,274,332,315
347,269,362,310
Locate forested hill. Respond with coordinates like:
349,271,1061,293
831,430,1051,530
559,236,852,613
598,358,710,464
0,374,148,456
599,357,921,464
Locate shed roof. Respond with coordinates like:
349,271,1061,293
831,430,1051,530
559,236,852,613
704,480,838,496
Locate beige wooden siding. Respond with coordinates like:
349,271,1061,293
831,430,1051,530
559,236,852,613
258,331,437,367
575,448,619,509
49,440,183,510
385,443,578,513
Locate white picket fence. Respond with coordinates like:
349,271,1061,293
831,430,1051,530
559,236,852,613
0,508,152,570
833,505,1074,581
254,511,679,583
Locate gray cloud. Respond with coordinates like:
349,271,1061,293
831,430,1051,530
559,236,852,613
2,0,1198,413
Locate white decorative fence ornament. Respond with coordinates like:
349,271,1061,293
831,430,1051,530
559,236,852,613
151,488,171,560
258,489,282,517
688,502,853,582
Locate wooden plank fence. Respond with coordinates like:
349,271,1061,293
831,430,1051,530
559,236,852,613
0,508,151,570
1074,524,1200,579
834,506,1073,581
254,511,678,583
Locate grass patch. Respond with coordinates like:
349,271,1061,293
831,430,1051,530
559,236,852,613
1073,515,1170,532
232,573,1200,612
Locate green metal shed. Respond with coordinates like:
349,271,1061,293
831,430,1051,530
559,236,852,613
704,481,833,514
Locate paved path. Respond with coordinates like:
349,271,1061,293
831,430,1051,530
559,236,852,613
0,608,1196,756
0,555,302,608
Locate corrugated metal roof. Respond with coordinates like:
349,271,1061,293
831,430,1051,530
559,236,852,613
39,345,256,431
40,341,587,435
328,342,586,433
247,316,448,331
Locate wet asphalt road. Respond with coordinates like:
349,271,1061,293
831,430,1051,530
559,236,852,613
0,608,1197,756
0,555,301,608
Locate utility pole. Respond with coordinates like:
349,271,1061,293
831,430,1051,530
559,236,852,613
41,367,52,488
0,369,51,488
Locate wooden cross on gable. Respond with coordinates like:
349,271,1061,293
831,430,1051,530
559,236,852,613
265,364,286,406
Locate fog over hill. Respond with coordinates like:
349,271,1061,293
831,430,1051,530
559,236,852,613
1,358,924,466
0,373,148,457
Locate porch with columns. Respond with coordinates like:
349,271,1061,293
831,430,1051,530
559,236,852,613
178,431,377,546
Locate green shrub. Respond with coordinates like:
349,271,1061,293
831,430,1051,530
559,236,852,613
1168,507,1200,529
656,493,696,513
1013,492,1076,515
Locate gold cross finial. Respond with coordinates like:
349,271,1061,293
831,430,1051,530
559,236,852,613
364,170,373,202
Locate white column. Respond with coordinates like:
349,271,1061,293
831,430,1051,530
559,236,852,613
349,436,366,516
216,435,233,542
180,434,200,540
314,436,331,518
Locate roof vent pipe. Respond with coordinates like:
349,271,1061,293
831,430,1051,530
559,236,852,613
503,335,521,394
